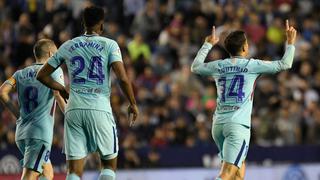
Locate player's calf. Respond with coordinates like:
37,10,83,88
66,158,85,180
99,156,117,180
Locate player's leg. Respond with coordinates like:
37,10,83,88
217,161,239,180
21,168,40,180
211,123,225,179
217,123,250,180
93,111,118,180
66,158,85,179
18,139,52,180
100,156,117,180
64,110,88,180
234,162,246,180
40,162,54,180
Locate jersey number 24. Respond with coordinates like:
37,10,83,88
71,56,105,85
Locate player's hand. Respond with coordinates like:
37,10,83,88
205,26,220,45
59,89,69,103
285,19,297,45
128,104,139,127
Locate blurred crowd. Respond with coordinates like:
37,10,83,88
0,0,320,169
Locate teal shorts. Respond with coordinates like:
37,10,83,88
212,123,250,168
16,139,51,173
64,109,118,160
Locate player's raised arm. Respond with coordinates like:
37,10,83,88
276,20,296,69
191,26,220,75
0,77,19,118
249,19,297,74
112,62,139,126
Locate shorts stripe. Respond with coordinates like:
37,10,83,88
33,144,45,170
234,140,246,166
112,127,116,153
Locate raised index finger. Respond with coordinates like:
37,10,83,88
212,26,215,37
286,19,289,30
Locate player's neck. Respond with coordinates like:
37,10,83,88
231,55,245,58
85,29,100,36
231,52,246,58
35,59,46,64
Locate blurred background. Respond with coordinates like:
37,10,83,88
0,0,319,179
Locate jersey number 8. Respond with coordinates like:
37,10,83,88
23,86,38,113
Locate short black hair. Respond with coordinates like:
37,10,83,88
33,39,55,59
82,6,105,28
224,30,247,56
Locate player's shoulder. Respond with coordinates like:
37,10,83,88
98,36,118,46
20,64,40,73
247,58,271,65
13,64,39,81
11,69,22,79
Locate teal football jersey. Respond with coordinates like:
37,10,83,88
5,64,64,143
191,42,295,127
47,35,122,113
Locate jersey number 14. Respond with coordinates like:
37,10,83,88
218,75,245,103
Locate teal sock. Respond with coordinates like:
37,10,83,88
66,173,81,180
99,169,116,180
215,178,222,180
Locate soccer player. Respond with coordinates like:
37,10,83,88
36,6,139,180
191,20,296,180
0,39,66,180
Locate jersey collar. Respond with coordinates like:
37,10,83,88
231,56,245,59
83,32,99,37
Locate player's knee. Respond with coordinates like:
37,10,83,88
101,157,117,171
219,171,236,180
219,170,237,180
22,169,40,180
42,163,54,180
67,159,85,177
234,170,244,180
69,168,83,177
219,163,238,180
68,164,84,177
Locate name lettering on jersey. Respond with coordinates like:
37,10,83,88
21,70,37,80
218,66,248,74
68,41,104,53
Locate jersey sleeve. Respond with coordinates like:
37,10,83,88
191,42,220,76
50,67,65,86
47,41,70,69
248,45,295,74
108,40,123,65
4,72,18,87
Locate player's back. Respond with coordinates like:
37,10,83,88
50,35,122,113
212,58,260,127
14,64,60,142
